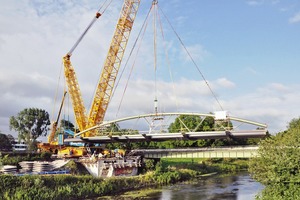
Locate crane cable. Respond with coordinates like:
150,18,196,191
158,7,224,111
116,12,151,117
115,1,223,118
153,0,158,109
52,62,65,123
156,5,179,112
112,4,154,117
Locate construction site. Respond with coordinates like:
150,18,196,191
1,0,267,178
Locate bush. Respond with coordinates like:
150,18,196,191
144,159,155,171
64,160,78,174
249,118,300,199
155,161,166,173
257,183,300,200
0,152,3,168
40,152,52,160
0,153,53,166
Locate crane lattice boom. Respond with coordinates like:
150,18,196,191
88,0,140,133
63,55,88,132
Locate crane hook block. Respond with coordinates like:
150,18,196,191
96,12,102,18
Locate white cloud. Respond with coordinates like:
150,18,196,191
246,0,280,6
225,83,300,133
180,44,209,63
246,0,264,6
104,79,300,135
289,12,300,24
99,77,228,123
174,16,188,26
268,82,289,92
216,78,235,88
245,67,258,75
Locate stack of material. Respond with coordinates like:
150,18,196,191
1,165,17,174
32,162,53,173
19,161,35,173
18,160,70,174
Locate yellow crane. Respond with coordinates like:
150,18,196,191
38,0,140,157
48,91,67,144
38,91,67,154
63,0,141,137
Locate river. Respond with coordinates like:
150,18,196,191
101,172,264,200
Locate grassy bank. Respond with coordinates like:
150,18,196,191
0,169,196,200
160,158,249,173
0,158,249,200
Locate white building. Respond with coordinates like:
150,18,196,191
12,139,27,151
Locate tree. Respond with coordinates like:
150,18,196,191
249,117,300,199
0,152,2,169
167,115,235,148
60,119,76,132
168,115,214,133
9,108,50,151
0,132,12,151
287,117,300,130
6,134,15,144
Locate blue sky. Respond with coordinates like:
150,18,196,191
175,1,300,84
0,0,300,138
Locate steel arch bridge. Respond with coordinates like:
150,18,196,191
65,112,268,144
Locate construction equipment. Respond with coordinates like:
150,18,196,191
38,0,140,158
37,91,86,157
38,0,141,157
37,91,67,154
49,91,67,145
63,0,141,137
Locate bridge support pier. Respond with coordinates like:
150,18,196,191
78,156,142,177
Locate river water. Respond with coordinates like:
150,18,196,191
105,172,264,200
150,173,264,200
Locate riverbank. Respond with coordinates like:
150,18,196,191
0,170,196,199
0,158,249,200
101,172,264,200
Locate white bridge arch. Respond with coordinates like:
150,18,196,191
65,112,267,144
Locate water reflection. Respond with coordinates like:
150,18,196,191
153,173,264,200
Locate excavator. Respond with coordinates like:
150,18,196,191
38,0,141,157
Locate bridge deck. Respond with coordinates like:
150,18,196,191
133,146,259,159
65,130,266,144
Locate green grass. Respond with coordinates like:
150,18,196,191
98,188,162,200
161,158,204,164
160,158,249,173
